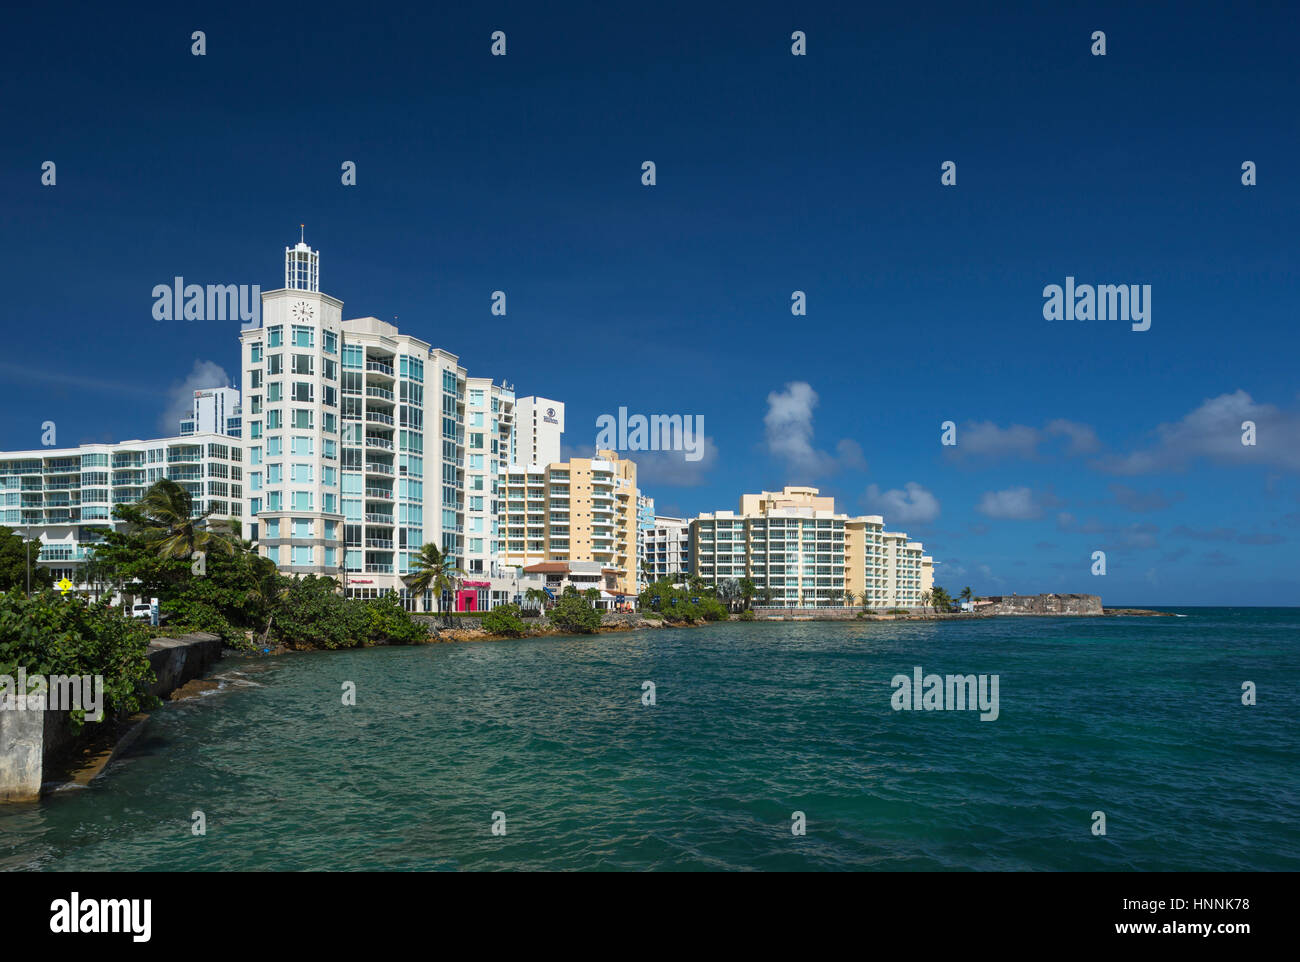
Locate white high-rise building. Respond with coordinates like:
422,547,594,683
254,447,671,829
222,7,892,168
239,238,539,609
643,515,690,583
179,386,242,437
513,397,564,466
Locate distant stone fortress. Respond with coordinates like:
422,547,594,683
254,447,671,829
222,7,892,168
982,594,1103,616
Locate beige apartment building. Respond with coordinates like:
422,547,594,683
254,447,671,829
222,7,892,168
691,486,934,609
501,449,640,596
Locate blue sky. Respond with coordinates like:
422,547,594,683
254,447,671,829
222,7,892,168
1,1,1296,605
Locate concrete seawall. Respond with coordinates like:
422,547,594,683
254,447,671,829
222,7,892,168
0,632,224,803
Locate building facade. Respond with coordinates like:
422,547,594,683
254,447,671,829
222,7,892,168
0,433,243,588
512,396,564,467
500,450,640,596
689,486,933,609
179,387,242,438
239,240,532,608
642,515,690,583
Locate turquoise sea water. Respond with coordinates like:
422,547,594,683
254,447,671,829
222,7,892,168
2,609,1297,871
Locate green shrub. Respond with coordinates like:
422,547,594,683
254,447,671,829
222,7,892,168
698,597,729,621
737,609,756,621
0,590,158,732
641,611,663,621
482,604,527,637
363,592,430,645
271,575,368,649
549,593,602,634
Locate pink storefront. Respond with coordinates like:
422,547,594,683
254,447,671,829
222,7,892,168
455,580,492,612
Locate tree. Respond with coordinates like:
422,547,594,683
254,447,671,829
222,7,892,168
550,592,602,634
131,479,238,561
960,586,973,606
843,589,856,607
0,526,53,593
404,543,463,618
524,587,549,611
583,587,601,605
930,586,954,612
739,577,757,610
246,555,290,646
717,578,740,612
920,590,932,612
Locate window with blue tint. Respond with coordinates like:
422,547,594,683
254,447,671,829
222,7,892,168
292,518,313,538
342,345,363,369
292,325,314,348
267,491,282,510
292,545,313,566
324,547,337,567
264,518,280,538
267,326,283,347
266,436,282,456
323,493,337,513
323,331,337,354
292,491,313,511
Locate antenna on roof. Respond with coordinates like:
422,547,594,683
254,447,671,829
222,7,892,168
300,223,305,244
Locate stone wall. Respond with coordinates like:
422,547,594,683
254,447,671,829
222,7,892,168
1,632,224,802
990,593,1102,615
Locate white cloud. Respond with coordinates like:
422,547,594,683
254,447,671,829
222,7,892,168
976,486,1042,520
158,360,232,435
764,381,865,478
1045,419,1101,455
864,481,940,524
1095,390,1300,474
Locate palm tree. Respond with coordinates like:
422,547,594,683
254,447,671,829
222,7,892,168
960,586,973,607
739,577,757,610
247,558,290,646
524,587,549,611
404,543,463,618
843,589,856,607
134,479,238,560
920,590,932,612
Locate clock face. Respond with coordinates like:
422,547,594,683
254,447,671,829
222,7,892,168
291,300,315,322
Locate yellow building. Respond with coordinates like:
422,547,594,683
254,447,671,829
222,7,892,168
501,449,639,596
691,486,934,609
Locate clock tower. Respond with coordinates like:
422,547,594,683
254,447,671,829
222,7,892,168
239,232,347,578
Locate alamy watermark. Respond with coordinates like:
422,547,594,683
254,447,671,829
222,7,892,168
0,670,104,720
595,407,705,461
1043,276,1150,331
891,666,999,721
152,278,260,329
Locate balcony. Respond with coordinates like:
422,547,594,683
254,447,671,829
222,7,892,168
365,437,394,450
365,386,394,401
364,487,393,500
364,461,394,475
364,538,394,549
366,360,395,377
363,564,394,573
365,412,395,426
364,513,394,525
